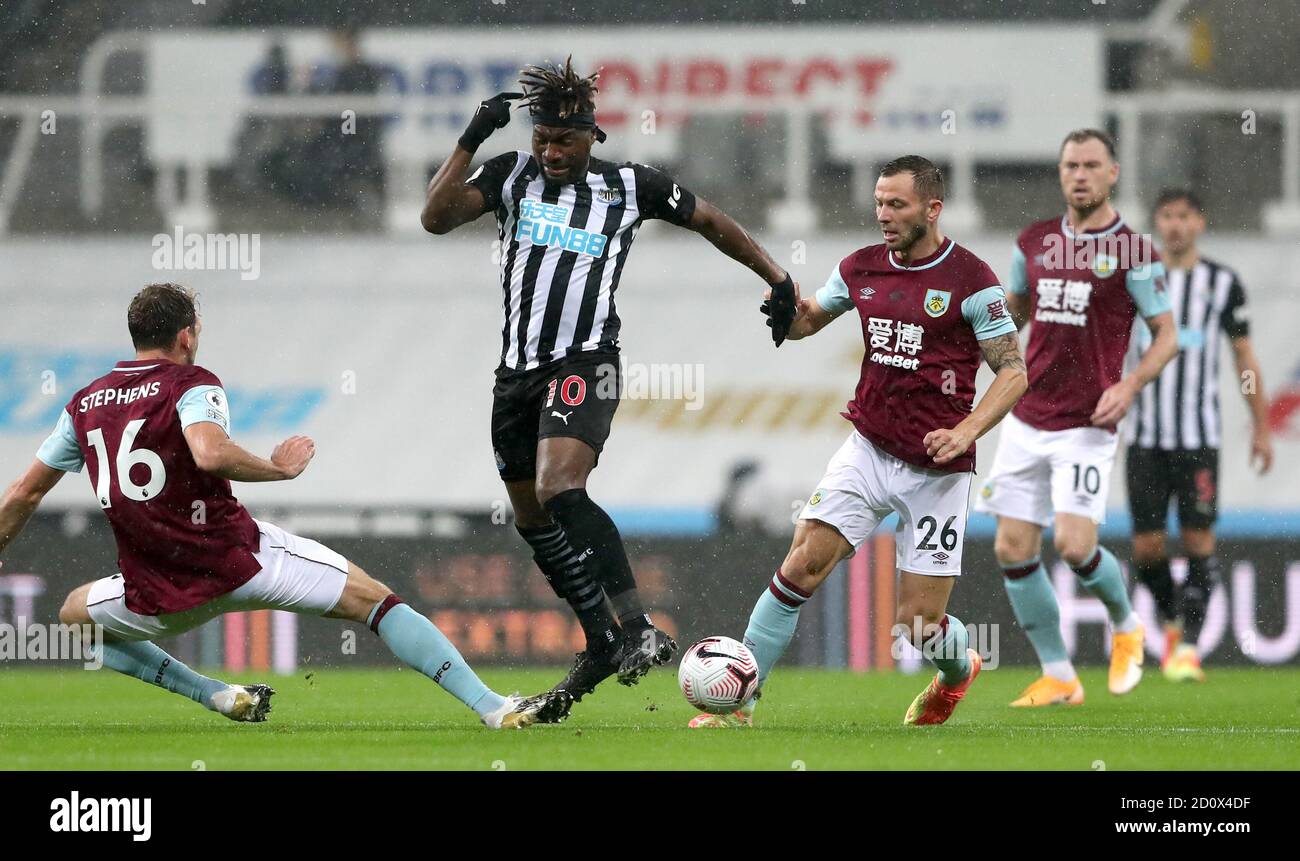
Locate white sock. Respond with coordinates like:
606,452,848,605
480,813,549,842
1113,611,1141,634
1042,660,1077,682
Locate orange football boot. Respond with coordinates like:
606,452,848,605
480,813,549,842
904,649,983,725
1109,624,1146,694
1010,674,1085,707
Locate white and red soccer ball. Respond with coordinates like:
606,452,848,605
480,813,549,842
678,636,759,714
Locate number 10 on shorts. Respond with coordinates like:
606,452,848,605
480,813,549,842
1073,463,1101,495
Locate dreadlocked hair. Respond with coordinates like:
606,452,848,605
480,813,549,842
518,56,599,119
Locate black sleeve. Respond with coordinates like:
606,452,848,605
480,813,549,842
1221,275,1250,338
465,152,520,215
632,163,697,227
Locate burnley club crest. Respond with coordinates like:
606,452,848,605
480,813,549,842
924,289,951,318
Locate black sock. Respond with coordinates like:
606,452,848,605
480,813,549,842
516,523,619,653
1182,555,1221,644
609,589,653,634
1135,558,1178,625
543,489,644,629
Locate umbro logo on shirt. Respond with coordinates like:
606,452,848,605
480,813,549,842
859,286,875,300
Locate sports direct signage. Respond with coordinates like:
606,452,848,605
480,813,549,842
144,26,1103,165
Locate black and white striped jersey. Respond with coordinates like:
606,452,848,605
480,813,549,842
467,151,697,372
1128,257,1250,451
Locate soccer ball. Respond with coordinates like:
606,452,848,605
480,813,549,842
678,636,759,714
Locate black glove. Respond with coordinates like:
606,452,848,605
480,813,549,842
760,273,797,347
458,92,523,153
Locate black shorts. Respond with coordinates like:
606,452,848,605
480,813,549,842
490,350,622,482
1125,446,1219,533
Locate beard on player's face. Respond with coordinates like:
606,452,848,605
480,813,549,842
1061,171,1115,217
1067,188,1110,218
885,219,928,252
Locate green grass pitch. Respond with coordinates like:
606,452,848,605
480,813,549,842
2,666,1297,770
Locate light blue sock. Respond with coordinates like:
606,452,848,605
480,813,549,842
924,614,971,686
1073,546,1138,630
371,601,504,717
1002,559,1072,671
743,571,810,694
93,639,228,710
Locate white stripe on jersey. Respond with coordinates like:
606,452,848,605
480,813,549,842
1138,369,1158,448
1179,262,1210,448
1202,266,1234,448
1156,268,1184,450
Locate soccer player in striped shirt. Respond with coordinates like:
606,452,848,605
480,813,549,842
421,59,798,704
1127,189,1273,681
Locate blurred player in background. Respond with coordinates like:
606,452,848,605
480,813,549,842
0,284,570,730
693,155,1028,728
976,129,1179,706
421,58,798,705
1127,189,1273,682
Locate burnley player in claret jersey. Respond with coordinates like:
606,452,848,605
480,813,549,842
421,58,798,706
0,284,571,729
975,129,1179,707
691,156,1029,728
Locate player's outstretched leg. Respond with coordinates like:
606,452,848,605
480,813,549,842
106,641,273,721
58,584,274,722
1056,515,1144,695
689,519,848,728
96,640,273,721
331,563,572,729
